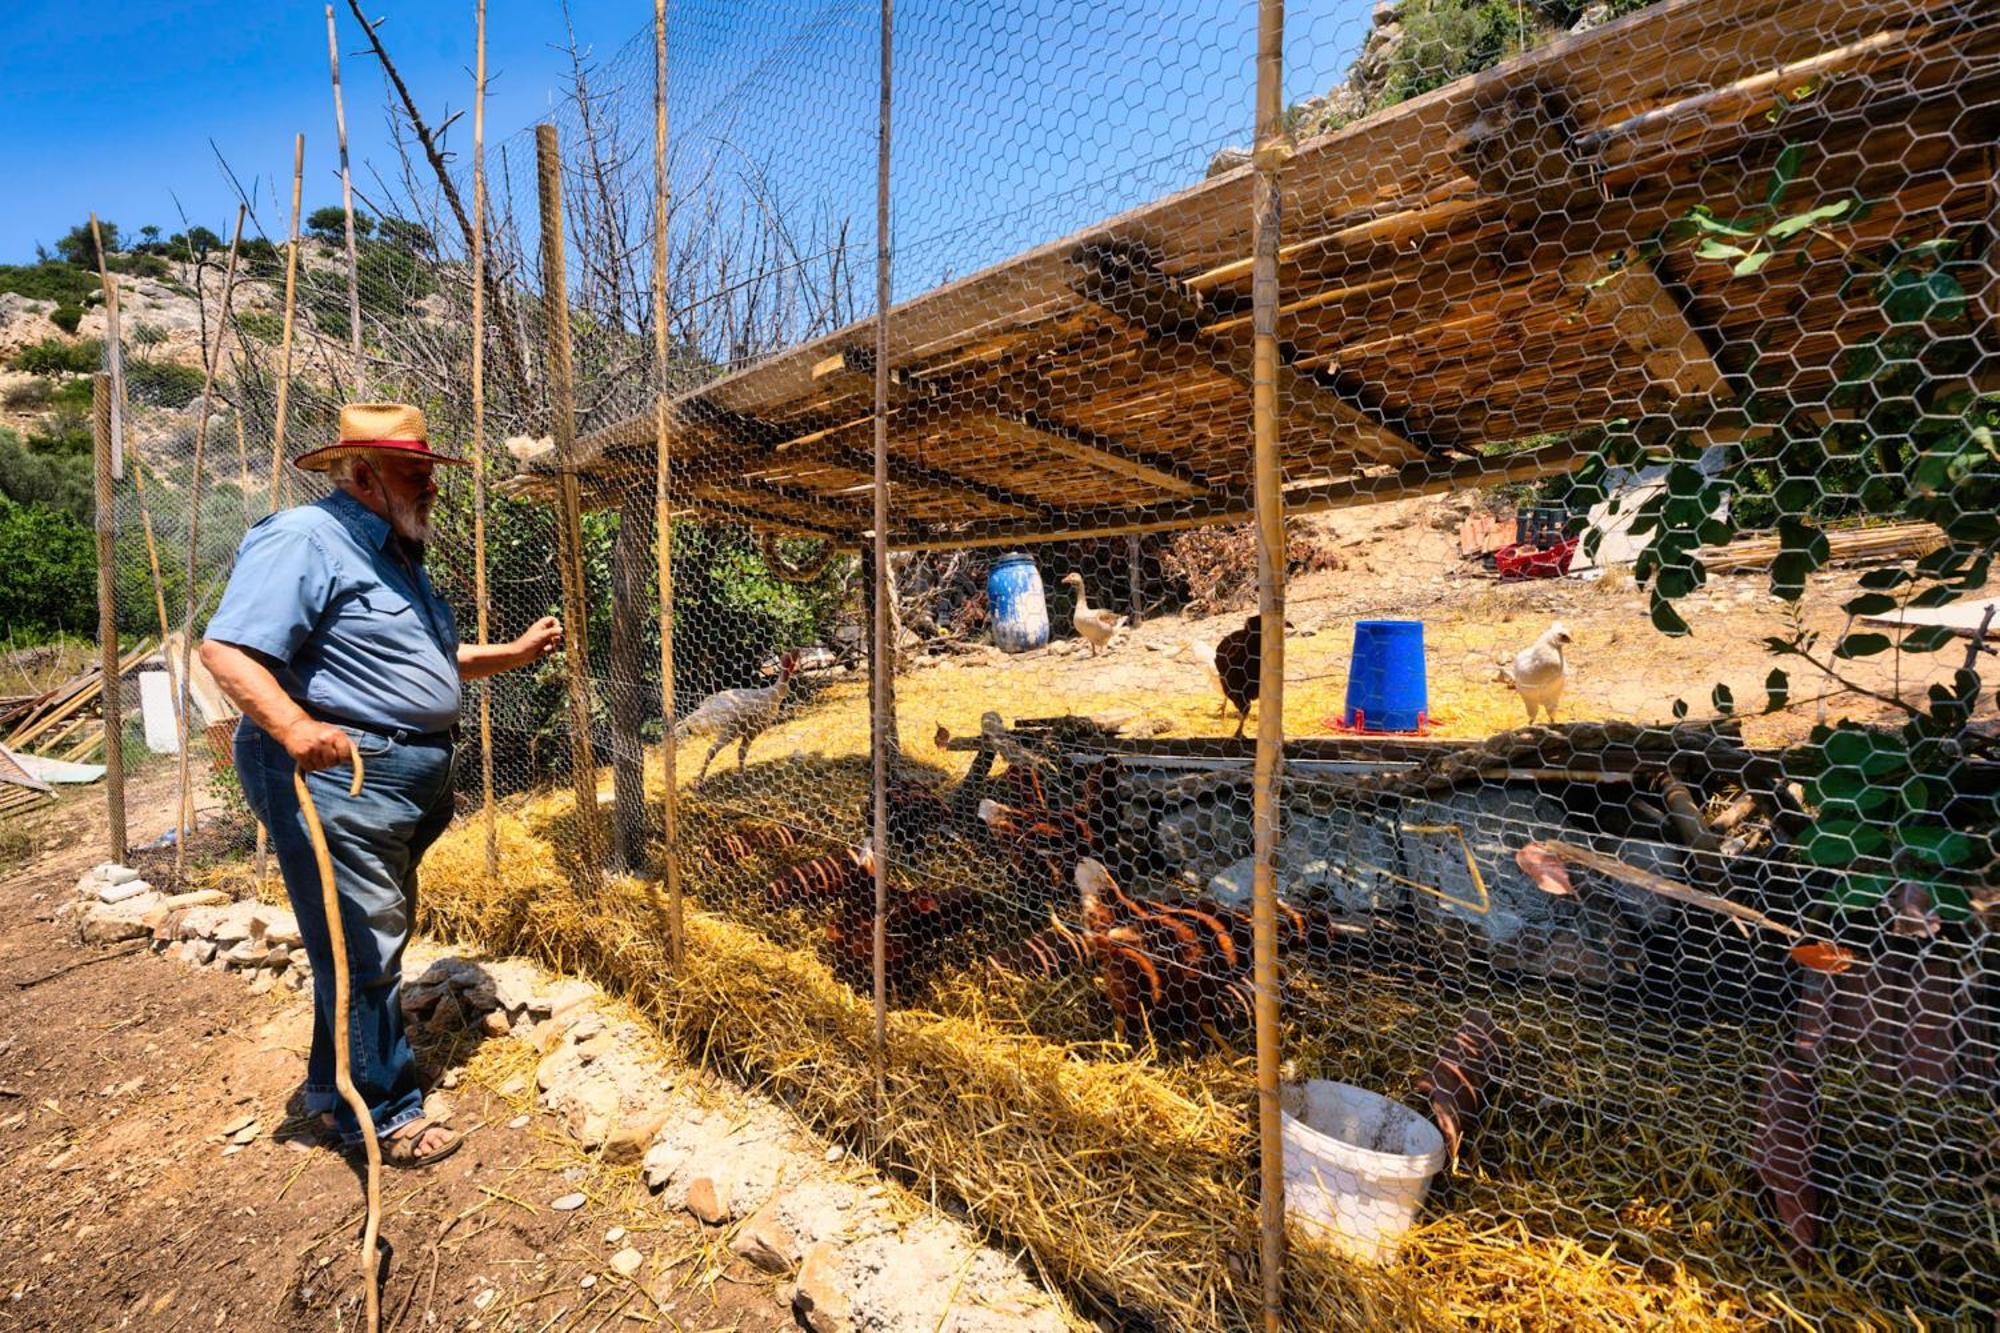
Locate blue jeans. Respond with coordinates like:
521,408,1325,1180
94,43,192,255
235,721,456,1146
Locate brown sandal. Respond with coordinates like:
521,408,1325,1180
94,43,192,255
378,1119,462,1168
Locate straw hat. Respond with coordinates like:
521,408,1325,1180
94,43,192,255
293,402,469,473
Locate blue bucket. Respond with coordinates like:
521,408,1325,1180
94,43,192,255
988,552,1049,653
1341,620,1428,732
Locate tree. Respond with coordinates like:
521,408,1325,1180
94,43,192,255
0,495,95,635
168,226,225,259
54,219,117,269
307,205,373,244
376,216,434,255
138,224,162,246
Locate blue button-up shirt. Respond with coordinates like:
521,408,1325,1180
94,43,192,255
206,489,462,735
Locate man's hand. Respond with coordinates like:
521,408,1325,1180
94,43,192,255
515,616,564,662
281,718,356,774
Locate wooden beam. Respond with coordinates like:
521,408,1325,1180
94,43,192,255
891,439,1584,552
691,475,872,525
1071,242,1417,465
979,413,1205,498
829,445,1050,520
1580,256,1730,399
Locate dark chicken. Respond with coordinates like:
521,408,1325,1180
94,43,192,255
762,839,974,993
1214,615,1289,738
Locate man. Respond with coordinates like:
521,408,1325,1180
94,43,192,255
201,403,560,1166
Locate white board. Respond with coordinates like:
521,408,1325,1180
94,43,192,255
139,671,179,754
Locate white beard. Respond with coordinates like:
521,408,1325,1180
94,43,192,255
385,492,437,545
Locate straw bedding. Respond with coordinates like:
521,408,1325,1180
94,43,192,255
414,770,1992,1330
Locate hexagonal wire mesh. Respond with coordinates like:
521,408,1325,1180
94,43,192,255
77,0,1997,1327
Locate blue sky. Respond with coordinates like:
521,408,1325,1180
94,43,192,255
1,1,1373,290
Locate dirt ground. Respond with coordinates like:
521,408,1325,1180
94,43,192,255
0,764,791,1332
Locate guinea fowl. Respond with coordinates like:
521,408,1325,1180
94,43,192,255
1213,615,1288,738
1059,572,1126,656
675,649,802,782
1176,639,1226,717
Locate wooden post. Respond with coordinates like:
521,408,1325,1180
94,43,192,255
535,122,607,889
1249,4,1289,1329
1126,531,1143,626
609,489,650,873
472,0,498,880
270,134,305,512
652,0,683,966
326,5,365,363
87,217,124,479
869,0,895,1067
92,374,127,862
176,206,246,883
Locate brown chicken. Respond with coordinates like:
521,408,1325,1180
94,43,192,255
704,820,805,868
763,839,974,993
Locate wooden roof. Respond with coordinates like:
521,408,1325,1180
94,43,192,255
506,0,1999,551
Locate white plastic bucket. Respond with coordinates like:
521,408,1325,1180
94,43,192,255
1281,1080,1446,1264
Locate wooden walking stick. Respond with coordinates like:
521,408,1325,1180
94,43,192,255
292,752,380,1333
175,206,245,883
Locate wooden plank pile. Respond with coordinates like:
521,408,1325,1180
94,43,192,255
0,640,156,817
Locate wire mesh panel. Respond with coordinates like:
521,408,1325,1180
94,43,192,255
67,0,1997,1327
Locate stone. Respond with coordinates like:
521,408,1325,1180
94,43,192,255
222,940,269,969
80,899,161,944
791,1243,852,1333
209,905,268,947
263,945,290,970
95,878,153,904
683,1176,728,1226
479,1010,511,1037
604,1226,626,1244
731,1194,801,1274
142,890,229,931
229,1119,261,1145
550,1192,587,1212
600,1110,669,1167
507,1114,531,1130
264,915,303,948
538,979,595,1020
608,1247,643,1278
641,1141,683,1192
246,972,275,997
94,864,140,886
823,1145,845,1165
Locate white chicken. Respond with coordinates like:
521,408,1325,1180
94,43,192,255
674,650,802,782
1059,573,1126,656
504,434,556,465
1175,639,1226,716
1497,621,1572,723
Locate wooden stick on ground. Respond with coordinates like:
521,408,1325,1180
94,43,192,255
534,123,607,889
175,206,245,884
471,0,498,882
91,372,126,862
269,135,306,513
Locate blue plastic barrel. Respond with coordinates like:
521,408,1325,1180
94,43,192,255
1341,620,1428,732
988,552,1050,652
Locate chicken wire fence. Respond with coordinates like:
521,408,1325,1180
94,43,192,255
76,0,1998,1327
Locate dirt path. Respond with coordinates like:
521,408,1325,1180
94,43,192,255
0,767,790,1331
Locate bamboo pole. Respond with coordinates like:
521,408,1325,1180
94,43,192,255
326,5,364,364
534,123,607,889
471,0,497,881
92,373,126,862
1249,3,1289,1328
176,206,246,882
869,0,894,1068
127,457,184,783
270,134,305,512
652,0,682,966
87,216,124,479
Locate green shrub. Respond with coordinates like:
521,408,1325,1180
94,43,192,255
20,409,93,464
1380,0,1541,105
106,252,170,281
50,304,85,335
0,376,51,409
10,337,101,376
54,219,116,270
307,205,373,243
130,321,167,346
0,495,95,635
0,261,98,307
50,377,95,413
127,359,207,409
235,311,286,343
